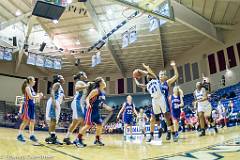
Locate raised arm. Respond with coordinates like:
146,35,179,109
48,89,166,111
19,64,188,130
167,61,179,85
142,63,157,79
75,81,89,91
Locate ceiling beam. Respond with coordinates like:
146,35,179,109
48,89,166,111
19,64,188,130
15,16,35,73
36,18,84,73
84,0,125,77
0,12,32,31
171,0,224,44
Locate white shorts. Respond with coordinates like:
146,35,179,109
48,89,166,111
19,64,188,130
71,99,85,120
152,96,167,114
46,98,61,123
139,121,145,130
197,101,212,117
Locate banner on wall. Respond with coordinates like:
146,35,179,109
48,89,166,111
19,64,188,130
44,57,53,68
53,58,62,70
129,25,137,44
148,15,159,32
36,55,45,67
96,51,101,65
0,47,4,60
125,125,159,135
3,48,12,61
122,30,129,48
27,53,36,65
91,54,97,67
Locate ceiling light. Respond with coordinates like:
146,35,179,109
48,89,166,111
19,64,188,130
106,9,113,15
52,19,59,24
15,10,22,16
67,0,73,4
89,28,95,32
75,40,80,45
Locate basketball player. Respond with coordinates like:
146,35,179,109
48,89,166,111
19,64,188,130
63,71,89,145
194,82,217,136
116,95,138,140
137,108,148,137
17,76,43,142
169,86,184,142
134,63,167,142
45,75,65,144
74,77,113,148
158,61,179,141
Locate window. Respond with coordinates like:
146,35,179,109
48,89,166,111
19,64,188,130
118,78,124,94
68,82,74,96
177,66,184,84
237,43,240,62
208,53,217,74
184,63,191,82
127,78,133,93
136,78,143,92
192,62,199,80
33,78,38,92
217,50,226,71
227,46,237,68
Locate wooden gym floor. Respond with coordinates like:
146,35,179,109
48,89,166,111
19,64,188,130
0,127,239,160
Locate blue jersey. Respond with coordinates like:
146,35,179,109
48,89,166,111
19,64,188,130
90,90,105,114
171,95,181,110
123,102,135,125
123,102,134,117
160,81,170,111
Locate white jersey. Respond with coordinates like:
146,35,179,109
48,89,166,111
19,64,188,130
74,81,87,107
147,79,162,98
138,113,146,123
194,88,206,101
54,84,64,104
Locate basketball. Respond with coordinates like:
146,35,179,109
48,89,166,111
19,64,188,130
133,69,142,79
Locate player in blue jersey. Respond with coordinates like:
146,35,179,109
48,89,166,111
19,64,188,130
169,86,184,142
158,61,179,141
74,77,113,148
117,95,138,140
17,76,43,142
63,71,89,145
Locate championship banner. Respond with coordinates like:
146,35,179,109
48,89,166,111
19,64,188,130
125,125,159,135
3,48,12,61
148,15,159,32
27,53,36,65
0,47,4,60
129,25,137,44
91,55,97,67
44,57,53,68
36,55,45,67
96,51,101,65
53,59,62,70
122,31,129,48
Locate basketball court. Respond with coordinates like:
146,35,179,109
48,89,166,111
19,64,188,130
0,0,240,160
0,127,240,160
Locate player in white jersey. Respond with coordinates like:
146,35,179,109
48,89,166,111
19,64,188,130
134,63,166,142
45,75,65,144
137,108,148,137
63,71,89,145
194,82,217,136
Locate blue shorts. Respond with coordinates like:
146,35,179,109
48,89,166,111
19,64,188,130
123,115,133,125
85,107,102,125
171,109,181,120
21,100,35,121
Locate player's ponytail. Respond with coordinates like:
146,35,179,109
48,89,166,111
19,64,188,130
21,76,34,94
86,77,103,97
